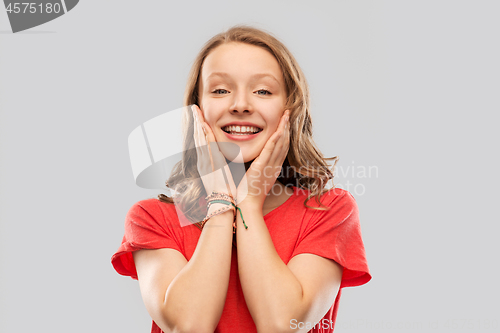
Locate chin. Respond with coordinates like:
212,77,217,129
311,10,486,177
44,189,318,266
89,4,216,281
226,154,256,164
241,151,260,164
220,145,260,164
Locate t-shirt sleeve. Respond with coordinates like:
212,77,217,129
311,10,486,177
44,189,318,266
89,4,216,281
291,189,371,288
111,199,183,280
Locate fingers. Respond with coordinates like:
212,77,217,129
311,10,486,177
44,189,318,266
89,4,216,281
192,105,207,147
193,104,219,144
192,104,236,196
193,104,217,157
192,105,215,171
193,105,228,171
271,110,290,173
258,110,290,167
192,105,205,160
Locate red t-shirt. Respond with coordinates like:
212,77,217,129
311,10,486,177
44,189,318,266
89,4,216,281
111,186,371,332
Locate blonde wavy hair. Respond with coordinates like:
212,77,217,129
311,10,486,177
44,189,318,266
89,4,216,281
158,25,338,219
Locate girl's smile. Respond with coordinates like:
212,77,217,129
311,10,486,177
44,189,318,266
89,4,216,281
198,42,287,163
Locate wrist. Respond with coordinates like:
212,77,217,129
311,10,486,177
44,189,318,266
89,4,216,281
207,202,234,215
203,203,234,228
236,199,262,212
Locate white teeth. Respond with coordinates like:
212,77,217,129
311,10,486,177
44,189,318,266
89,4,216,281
223,125,261,133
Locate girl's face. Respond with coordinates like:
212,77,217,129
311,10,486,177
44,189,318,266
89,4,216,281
199,42,287,163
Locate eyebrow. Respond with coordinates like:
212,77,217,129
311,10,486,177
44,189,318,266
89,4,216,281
205,72,281,85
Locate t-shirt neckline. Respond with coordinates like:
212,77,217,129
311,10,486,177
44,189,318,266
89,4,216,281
263,185,298,218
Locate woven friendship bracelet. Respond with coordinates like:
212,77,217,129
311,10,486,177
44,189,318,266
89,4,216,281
206,192,236,221
205,191,236,206
207,201,247,230
231,206,248,234
235,206,248,229
199,191,247,231
207,199,235,209
200,204,235,228
205,190,234,199
208,200,248,231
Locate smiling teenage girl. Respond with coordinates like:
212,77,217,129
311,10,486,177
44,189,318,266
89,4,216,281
112,26,371,333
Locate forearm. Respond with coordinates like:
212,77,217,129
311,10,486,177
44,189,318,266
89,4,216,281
163,209,234,332
236,203,305,333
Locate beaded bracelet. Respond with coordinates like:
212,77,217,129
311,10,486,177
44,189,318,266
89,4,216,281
207,199,248,230
200,192,235,228
200,204,235,228
206,191,236,206
199,191,247,231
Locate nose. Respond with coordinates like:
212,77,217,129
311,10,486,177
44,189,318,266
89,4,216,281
230,91,252,114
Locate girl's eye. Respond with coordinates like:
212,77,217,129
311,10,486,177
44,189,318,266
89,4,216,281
212,89,229,94
256,89,272,96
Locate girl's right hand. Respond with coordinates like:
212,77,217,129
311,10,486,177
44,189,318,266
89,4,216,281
192,105,237,200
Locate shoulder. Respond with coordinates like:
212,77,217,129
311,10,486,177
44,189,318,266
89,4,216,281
296,186,357,211
125,198,177,228
321,188,358,220
297,187,359,230
321,188,357,209
128,198,175,214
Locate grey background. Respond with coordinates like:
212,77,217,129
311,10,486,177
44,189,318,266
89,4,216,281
1,1,498,332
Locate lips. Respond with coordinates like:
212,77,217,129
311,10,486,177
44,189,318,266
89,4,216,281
223,130,261,141
222,125,262,134
219,121,264,141
221,121,263,134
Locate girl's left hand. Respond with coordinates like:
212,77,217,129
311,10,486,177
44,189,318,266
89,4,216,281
236,110,290,208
